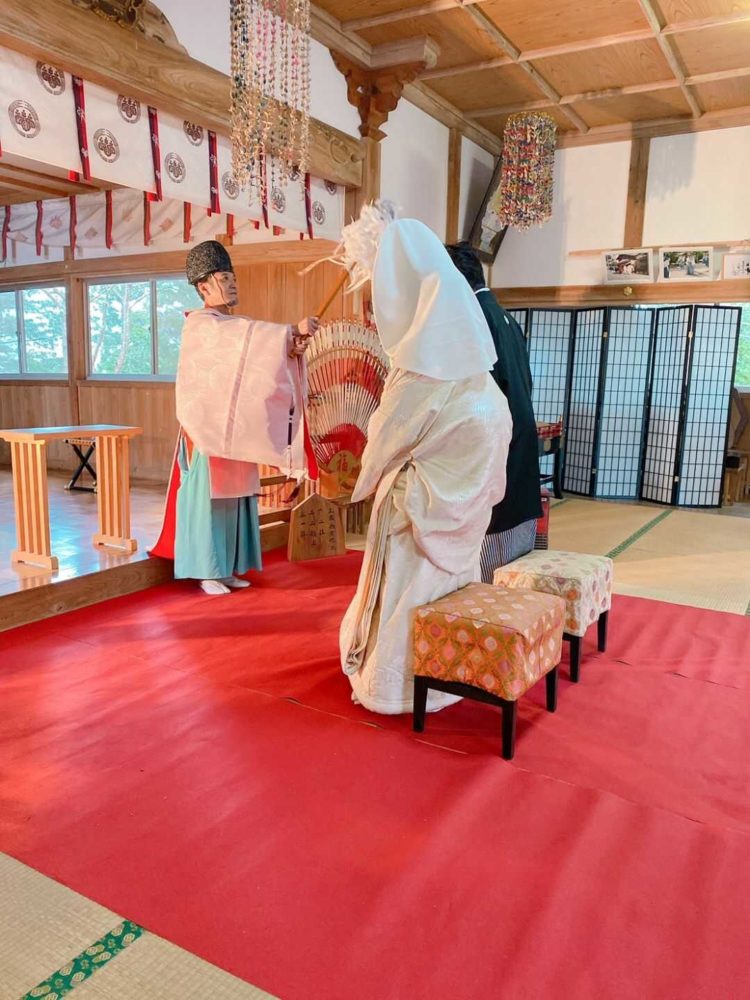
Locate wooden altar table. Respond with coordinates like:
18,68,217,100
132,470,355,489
0,424,142,570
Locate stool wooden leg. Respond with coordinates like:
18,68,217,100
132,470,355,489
569,636,582,683
10,439,58,571
94,435,137,553
597,611,609,652
545,666,558,712
500,699,517,760
413,676,428,733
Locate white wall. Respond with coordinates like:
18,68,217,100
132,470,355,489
492,142,631,287
155,0,359,137
380,101,449,235
644,126,750,247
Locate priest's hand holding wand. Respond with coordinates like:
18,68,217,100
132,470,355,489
290,316,319,357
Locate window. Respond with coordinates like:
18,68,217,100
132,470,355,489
0,285,68,377
87,277,200,378
735,304,750,388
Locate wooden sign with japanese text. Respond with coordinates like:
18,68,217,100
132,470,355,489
287,493,346,562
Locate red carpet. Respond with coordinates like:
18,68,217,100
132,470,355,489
1,551,750,998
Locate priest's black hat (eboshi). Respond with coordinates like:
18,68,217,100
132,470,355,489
185,240,234,286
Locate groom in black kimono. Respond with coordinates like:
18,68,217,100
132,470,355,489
445,242,542,582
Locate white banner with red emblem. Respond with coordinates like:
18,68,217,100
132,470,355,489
0,50,81,172
84,83,155,192
0,44,345,255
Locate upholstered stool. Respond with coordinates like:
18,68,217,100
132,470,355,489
493,551,613,682
412,583,565,760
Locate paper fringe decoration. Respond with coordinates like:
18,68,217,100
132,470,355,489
496,113,556,231
230,0,311,197
330,199,399,291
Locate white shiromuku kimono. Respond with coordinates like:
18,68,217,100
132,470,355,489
340,219,513,714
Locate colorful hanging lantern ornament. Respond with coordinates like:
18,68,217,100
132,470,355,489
496,112,556,231
230,0,311,197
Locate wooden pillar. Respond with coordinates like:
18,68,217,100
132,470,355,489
446,128,462,243
623,138,651,248
65,274,86,425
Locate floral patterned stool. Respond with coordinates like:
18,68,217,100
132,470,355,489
412,583,565,760
493,551,613,683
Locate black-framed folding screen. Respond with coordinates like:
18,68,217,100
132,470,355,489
518,303,740,508
641,306,692,505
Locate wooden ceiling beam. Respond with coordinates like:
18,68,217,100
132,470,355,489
555,103,750,148
420,55,514,81
461,6,589,131
685,66,750,86
468,79,682,117
661,11,750,36
636,0,702,117
342,0,488,32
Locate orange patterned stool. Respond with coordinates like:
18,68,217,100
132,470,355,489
412,583,565,759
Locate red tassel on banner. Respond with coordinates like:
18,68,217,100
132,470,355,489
183,202,192,244
1,206,10,261
69,195,77,255
68,171,80,182
208,131,220,214
148,107,163,201
226,213,235,240
143,191,151,245
72,76,92,182
105,189,113,249
273,225,284,236
35,200,43,256
304,172,314,238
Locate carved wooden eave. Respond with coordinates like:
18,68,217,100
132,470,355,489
0,0,363,189
332,53,430,141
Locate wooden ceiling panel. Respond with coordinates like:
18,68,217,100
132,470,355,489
428,63,546,111
480,0,650,52
570,88,694,127
532,38,674,95
693,75,750,111
480,107,577,138
358,10,502,68
657,0,750,27
671,22,750,74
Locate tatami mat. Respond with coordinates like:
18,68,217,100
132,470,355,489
548,498,661,557
0,854,275,1000
551,499,750,614
69,934,276,1000
0,853,120,1000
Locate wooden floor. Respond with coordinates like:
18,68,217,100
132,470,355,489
0,469,166,598
0,469,173,630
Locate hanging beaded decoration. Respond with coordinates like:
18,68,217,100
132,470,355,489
496,112,557,231
230,0,311,198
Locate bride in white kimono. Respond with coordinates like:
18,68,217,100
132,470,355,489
340,217,513,714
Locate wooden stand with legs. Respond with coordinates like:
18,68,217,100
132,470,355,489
0,425,142,570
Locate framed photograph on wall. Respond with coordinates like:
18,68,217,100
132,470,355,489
658,247,713,281
722,253,750,279
467,160,507,264
602,249,654,283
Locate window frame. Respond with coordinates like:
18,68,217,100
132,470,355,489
0,280,69,381
85,273,196,383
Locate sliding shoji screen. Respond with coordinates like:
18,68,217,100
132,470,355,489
638,307,691,504
596,307,653,499
526,309,574,486
563,308,606,495
678,305,741,506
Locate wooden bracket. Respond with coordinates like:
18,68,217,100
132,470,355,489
331,52,427,140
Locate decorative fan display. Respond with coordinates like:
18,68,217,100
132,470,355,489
306,320,390,498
